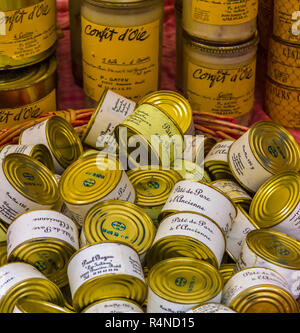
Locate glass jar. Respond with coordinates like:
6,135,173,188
183,32,259,126
81,0,164,108
69,0,83,86
174,0,183,91
182,0,258,44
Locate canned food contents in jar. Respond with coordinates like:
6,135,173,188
273,0,300,45
69,0,83,86
81,200,156,264
67,242,147,312
138,90,195,135
0,262,65,313
82,89,137,150
0,154,59,226
82,298,144,313
174,0,183,91
115,103,184,169
81,0,164,107
249,171,300,241
226,205,259,262
127,167,182,225
0,144,54,173
159,180,237,236
0,0,57,70
182,0,258,43
59,153,135,227
222,267,299,313
264,77,300,130
13,299,75,313
0,56,57,131
146,212,226,269
235,229,300,299
183,32,259,127
6,210,80,288
147,257,223,313
228,121,300,193
187,302,236,313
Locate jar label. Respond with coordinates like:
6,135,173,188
264,79,300,129
191,0,258,26
81,17,161,103
0,0,57,60
186,59,256,118
0,89,56,131
273,0,300,44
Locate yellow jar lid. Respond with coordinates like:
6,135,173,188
3,153,59,206
246,229,300,270
148,257,223,305
249,171,300,229
59,153,122,205
83,200,156,256
138,90,193,134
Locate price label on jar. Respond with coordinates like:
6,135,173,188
81,17,161,103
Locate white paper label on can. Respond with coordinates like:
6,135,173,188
154,212,225,266
235,239,300,299
186,303,236,313
226,207,257,261
0,166,53,224
222,267,292,306
161,180,236,235
0,263,47,300
0,145,35,162
67,243,145,297
83,300,143,313
204,140,234,164
6,210,79,257
228,131,273,193
65,171,135,226
212,180,252,202
146,287,222,313
84,90,136,149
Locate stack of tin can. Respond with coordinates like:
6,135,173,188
264,0,300,130
175,0,259,127
0,0,58,132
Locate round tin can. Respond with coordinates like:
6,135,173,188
160,179,237,236
147,257,223,313
81,88,137,150
267,36,300,89
13,299,75,313
80,200,156,264
187,302,236,313
228,121,300,193
249,171,300,241
182,0,258,43
0,226,7,267
264,77,300,129
59,153,135,227
226,205,259,262
0,56,57,131
0,0,57,70
146,212,226,269
211,179,252,211
138,90,195,135
19,116,83,175
0,153,59,226
82,298,144,313
6,210,79,288
115,103,184,169
0,262,65,313
273,0,300,45
222,267,299,313
0,144,54,172
219,263,236,286
67,241,147,312
235,229,300,299
127,168,182,224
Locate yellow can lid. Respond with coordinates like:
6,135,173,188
148,257,223,305
15,298,74,313
249,171,300,228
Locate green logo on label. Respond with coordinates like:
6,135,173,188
175,277,187,287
